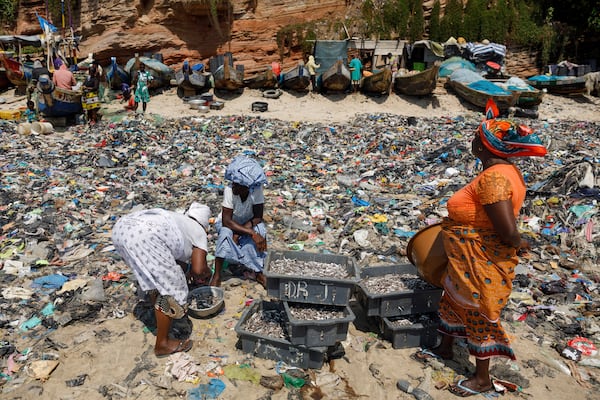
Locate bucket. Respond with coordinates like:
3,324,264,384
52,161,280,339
17,122,32,135
31,121,54,135
406,223,448,288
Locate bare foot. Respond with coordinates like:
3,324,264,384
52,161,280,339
209,275,221,287
154,338,193,357
448,378,493,397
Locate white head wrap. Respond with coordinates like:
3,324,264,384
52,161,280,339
185,202,211,230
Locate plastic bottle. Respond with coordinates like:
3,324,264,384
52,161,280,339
397,380,434,400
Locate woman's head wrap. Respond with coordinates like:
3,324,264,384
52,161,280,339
225,156,268,191
185,202,211,230
478,99,547,158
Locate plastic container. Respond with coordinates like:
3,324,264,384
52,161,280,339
354,264,443,318
413,62,425,72
380,313,440,349
283,301,355,347
264,250,360,306
31,121,54,135
234,300,328,369
210,101,224,110
0,110,21,120
18,122,32,135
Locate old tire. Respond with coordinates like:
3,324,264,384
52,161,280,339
263,89,282,99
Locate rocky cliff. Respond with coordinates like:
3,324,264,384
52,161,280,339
14,0,348,73
13,0,538,75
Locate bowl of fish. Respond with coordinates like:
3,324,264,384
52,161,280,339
187,286,224,319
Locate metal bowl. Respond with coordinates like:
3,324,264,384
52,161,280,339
188,99,206,110
187,286,224,318
197,105,210,113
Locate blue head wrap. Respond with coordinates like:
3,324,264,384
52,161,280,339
225,156,267,191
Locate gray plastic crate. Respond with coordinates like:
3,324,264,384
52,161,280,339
283,301,355,347
380,314,440,349
355,264,443,318
234,300,328,369
264,250,359,306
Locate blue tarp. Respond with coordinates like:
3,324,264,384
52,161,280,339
314,40,348,74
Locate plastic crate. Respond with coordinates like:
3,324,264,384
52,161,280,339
355,264,442,318
380,314,440,349
234,300,328,369
0,110,21,120
283,301,355,347
210,101,224,110
264,250,359,306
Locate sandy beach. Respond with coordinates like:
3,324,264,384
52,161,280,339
1,84,600,400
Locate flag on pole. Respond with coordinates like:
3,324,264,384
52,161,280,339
36,13,57,34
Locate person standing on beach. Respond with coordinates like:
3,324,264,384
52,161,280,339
349,55,362,93
112,203,212,357
306,55,320,92
132,62,153,114
52,59,76,90
211,156,268,288
82,65,101,124
413,100,547,397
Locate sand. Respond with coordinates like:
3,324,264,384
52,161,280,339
1,84,599,400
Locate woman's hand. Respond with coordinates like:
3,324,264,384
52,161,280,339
252,232,267,252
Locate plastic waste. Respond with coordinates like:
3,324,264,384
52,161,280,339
77,279,107,302
397,379,434,400
187,378,225,400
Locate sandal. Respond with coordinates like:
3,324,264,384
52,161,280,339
412,348,451,364
155,339,193,358
448,379,494,397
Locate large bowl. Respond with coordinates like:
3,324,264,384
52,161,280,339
406,223,448,288
187,286,224,318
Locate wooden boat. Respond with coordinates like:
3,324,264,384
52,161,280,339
35,74,83,117
361,67,392,95
394,62,440,96
447,69,518,111
526,75,587,96
243,67,277,89
0,67,10,91
175,61,212,96
124,55,175,90
318,59,351,92
106,57,130,90
0,52,31,87
280,62,310,91
492,77,544,108
209,53,244,91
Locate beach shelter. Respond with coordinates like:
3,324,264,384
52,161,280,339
402,40,444,71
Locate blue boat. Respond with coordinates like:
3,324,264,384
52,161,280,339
36,74,83,117
106,57,130,90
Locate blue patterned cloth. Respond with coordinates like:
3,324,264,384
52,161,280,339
214,221,267,272
225,156,267,191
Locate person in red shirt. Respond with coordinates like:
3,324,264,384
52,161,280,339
52,60,76,90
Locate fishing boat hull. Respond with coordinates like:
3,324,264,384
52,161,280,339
36,78,83,117
243,68,277,89
491,79,544,107
394,63,440,96
125,56,174,90
319,60,351,92
106,58,130,90
447,78,518,111
527,76,587,96
0,53,31,87
280,64,310,91
0,68,10,90
175,69,212,95
361,68,392,95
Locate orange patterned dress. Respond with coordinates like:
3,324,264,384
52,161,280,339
438,164,525,360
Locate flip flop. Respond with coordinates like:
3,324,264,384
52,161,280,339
155,339,193,358
411,348,448,364
448,379,493,397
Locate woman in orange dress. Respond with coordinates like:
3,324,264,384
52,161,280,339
415,101,547,397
